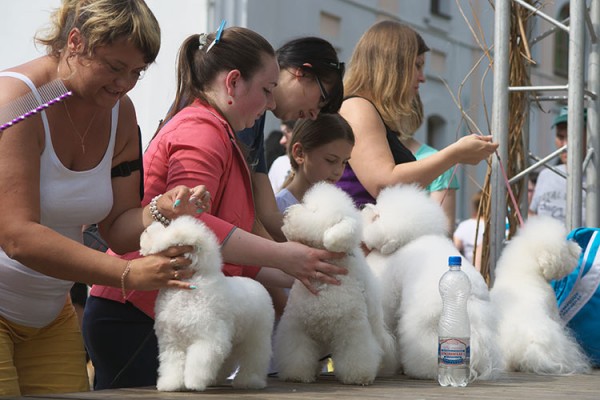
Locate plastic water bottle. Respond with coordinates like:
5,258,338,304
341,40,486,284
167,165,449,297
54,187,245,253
438,256,471,387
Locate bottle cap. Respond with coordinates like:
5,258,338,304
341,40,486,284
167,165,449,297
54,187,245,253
448,256,462,266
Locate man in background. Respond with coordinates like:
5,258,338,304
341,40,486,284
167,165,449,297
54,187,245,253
529,106,587,225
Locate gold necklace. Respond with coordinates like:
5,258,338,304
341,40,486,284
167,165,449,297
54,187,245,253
63,102,97,154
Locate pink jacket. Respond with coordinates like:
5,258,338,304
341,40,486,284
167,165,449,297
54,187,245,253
90,100,259,318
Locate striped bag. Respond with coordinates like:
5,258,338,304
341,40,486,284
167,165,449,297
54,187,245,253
552,227,600,366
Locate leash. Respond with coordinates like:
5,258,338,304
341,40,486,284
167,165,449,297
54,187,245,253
441,142,524,229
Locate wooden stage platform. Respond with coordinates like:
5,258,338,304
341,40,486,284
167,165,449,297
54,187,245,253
15,369,600,400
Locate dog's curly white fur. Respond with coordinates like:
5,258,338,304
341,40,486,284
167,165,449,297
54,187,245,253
141,216,274,391
274,183,397,385
490,216,590,374
362,184,501,381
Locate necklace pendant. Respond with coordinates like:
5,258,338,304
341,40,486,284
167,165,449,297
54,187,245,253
81,143,86,154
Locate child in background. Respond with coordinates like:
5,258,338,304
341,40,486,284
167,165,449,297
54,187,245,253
273,113,354,375
276,114,355,212
454,190,484,270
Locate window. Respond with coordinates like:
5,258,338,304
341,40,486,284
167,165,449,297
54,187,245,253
554,4,569,77
320,11,341,39
426,115,447,150
431,0,451,19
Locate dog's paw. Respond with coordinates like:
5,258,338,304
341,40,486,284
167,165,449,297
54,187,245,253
338,373,375,386
184,382,208,392
156,376,186,392
232,374,267,389
278,372,318,383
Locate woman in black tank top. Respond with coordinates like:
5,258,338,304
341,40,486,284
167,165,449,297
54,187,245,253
335,21,498,208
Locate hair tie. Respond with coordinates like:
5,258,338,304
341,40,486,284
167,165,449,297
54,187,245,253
205,19,227,53
198,33,208,50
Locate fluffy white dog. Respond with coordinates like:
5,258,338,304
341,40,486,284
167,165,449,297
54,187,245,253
490,215,591,374
273,183,397,385
140,216,275,391
362,184,501,381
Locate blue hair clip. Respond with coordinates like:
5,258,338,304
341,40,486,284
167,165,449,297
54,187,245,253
206,19,227,53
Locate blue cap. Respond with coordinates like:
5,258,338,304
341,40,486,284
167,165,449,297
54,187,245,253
553,106,587,128
449,256,462,266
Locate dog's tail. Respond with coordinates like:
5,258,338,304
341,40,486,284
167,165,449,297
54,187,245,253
375,322,399,376
469,298,504,380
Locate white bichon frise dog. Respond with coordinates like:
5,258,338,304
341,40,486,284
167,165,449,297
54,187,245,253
273,183,397,385
362,184,501,381
140,216,275,391
490,215,591,374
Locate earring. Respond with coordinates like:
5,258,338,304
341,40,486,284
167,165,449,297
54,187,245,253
227,98,233,105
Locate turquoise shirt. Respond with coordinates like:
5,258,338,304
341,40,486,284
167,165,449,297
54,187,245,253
414,143,460,192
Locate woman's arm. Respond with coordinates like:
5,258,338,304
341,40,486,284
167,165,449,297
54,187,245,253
252,171,286,242
221,227,346,295
0,91,198,291
340,97,497,199
98,97,208,254
97,96,147,251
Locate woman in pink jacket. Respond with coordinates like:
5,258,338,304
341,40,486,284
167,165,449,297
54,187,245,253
83,26,346,390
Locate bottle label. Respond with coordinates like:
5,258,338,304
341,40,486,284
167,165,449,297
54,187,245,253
438,338,470,366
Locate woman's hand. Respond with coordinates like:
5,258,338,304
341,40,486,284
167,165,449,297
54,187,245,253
276,241,347,295
124,245,197,291
158,185,211,219
453,134,498,165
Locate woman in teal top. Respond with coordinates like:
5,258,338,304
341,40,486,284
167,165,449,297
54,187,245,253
399,95,459,234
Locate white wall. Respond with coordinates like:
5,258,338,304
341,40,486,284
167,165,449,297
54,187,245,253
0,1,61,67
0,0,208,147
129,0,209,145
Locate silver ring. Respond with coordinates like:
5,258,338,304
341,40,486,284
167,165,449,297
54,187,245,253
173,270,180,280
170,257,177,266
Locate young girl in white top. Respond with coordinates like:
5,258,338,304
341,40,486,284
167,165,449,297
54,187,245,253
276,114,355,212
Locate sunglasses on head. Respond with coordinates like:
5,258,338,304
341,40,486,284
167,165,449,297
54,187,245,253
308,61,345,108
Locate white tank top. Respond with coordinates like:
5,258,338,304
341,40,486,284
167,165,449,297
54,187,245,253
0,72,117,328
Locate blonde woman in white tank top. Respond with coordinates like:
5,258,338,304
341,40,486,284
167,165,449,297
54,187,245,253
0,1,208,397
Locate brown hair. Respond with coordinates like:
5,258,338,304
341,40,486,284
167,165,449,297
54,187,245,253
36,0,160,64
344,21,429,133
281,114,355,188
156,27,275,136
276,37,345,114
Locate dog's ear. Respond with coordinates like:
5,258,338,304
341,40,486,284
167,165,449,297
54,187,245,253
281,203,306,241
323,216,360,252
361,204,380,225
361,205,380,247
139,221,168,256
139,230,150,256
568,240,583,263
538,240,582,281
379,239,400,255
362,204,394,252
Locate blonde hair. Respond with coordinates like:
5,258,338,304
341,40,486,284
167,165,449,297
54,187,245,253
344,21,428,134
397,94,425,141
36,0,160,63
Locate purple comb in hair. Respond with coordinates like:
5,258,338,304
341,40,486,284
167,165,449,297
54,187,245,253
0,80,72,132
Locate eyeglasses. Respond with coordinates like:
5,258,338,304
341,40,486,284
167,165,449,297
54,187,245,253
314,75,329,108
97,55,147,82
327,61,345,77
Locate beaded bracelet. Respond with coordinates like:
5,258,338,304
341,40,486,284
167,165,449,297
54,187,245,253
120,260,133,299
149,194,171,227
